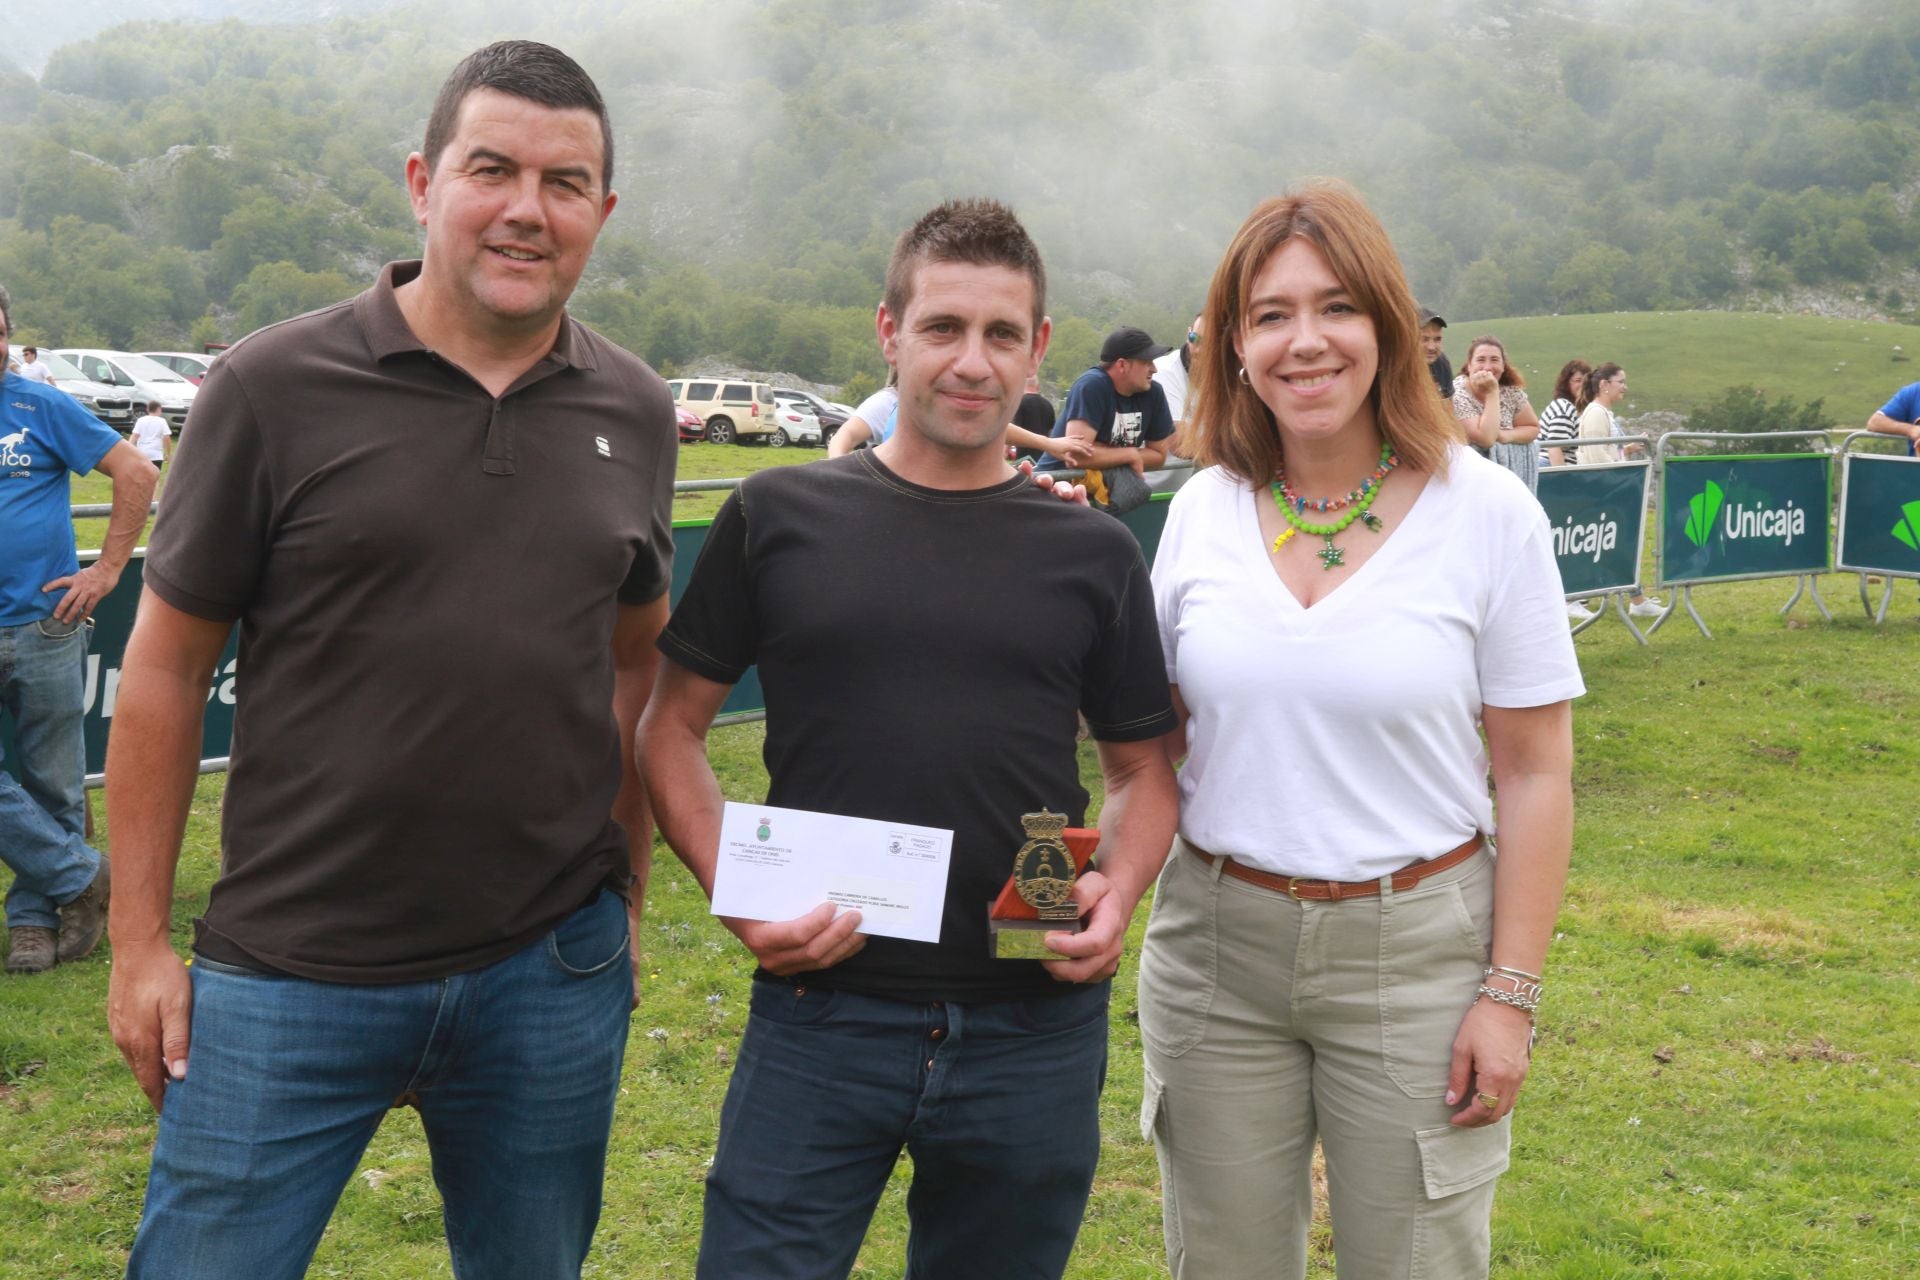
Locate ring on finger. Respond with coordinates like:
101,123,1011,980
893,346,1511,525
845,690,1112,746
1475,1091,1500,1109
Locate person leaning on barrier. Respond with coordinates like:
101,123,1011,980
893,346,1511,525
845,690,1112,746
1866,379,1920,458
0,287,153,975
105,40,676,1279
641,197,1179,1280
1037,325,1177,513
1537,359,1590,468
1134,183,1582,1280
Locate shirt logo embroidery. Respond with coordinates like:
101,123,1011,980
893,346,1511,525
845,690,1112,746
595,435,611,458
1,425,33,469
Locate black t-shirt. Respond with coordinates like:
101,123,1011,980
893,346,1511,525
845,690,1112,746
659,452,1176,1002
1036,367,1175,470
1010,391,1057,461
1429,353,1454,398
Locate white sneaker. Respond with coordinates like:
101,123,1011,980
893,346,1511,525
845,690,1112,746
1567,603,1597,622
1628,598,1665,618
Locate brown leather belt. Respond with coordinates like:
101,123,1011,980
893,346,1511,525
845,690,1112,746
1186,834,1483,901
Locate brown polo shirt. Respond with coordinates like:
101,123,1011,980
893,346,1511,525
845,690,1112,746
145,261,677,982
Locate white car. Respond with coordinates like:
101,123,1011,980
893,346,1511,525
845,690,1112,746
140,351,216,383
769,394,823,448
54,349,197,427
36,351,136,430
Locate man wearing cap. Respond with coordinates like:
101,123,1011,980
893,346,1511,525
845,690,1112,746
1419,306,1452,398
1037,327,1176,509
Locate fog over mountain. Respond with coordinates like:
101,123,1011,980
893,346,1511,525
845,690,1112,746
8,0,1917,382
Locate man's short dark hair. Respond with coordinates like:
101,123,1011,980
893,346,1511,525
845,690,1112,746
22,345,36,357
883,199,1047,333
422,41,614,190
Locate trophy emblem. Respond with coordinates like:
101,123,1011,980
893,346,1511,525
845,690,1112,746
989,810,1097,959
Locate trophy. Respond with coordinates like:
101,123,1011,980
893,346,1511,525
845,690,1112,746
988,810,1100,959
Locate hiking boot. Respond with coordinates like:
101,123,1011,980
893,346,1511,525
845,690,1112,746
56,854,111,963
6,926,57,974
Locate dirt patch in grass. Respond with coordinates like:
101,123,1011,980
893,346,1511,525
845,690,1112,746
1660,905,1822,953
1745,1036,1867,1064
40,1177,93,1203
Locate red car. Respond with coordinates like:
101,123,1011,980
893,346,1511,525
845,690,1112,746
676,404,705,442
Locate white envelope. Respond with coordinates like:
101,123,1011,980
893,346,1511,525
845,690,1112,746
709,802,954,944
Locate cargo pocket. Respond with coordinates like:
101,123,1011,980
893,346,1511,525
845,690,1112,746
1135,849,1218,1058
1410,1120,1508,1276
1138,1065,1184,1266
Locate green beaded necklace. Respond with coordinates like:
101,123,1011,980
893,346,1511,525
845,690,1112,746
1270,440,1398,569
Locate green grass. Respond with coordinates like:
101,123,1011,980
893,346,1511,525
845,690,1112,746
1456,311,1920,428
4,562,1916,1276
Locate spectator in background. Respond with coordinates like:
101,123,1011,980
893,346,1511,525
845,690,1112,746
1537,360,1590,467
1419,306,1451,397
828,368,899,456
1008,371,1057,460
129,401,174,473
17,344,52,384
1452,334,1540,492
1148,313,1203,493
1865,380,1920,457
0,288,153,975
1038,326,1176,513
1573,363,1662,619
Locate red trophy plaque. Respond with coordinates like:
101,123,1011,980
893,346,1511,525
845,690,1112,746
988,810,1100,959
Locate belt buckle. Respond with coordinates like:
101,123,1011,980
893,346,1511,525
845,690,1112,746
1287,877,1322,901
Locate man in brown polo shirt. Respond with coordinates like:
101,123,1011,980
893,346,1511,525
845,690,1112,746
104,42,675,1279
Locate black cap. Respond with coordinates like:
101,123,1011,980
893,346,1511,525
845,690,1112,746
1100,326,1173,363
1417,306,1447,328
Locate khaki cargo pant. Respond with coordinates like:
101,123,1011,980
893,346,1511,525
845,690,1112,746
1137,839,1511,1279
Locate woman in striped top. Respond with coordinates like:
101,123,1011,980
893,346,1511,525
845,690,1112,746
1536,359,1590,467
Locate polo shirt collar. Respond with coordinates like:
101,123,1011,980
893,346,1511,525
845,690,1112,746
355,260,598,373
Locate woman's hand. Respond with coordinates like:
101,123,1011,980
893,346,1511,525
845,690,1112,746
1445,997,1533,1127
1468,369,1499,400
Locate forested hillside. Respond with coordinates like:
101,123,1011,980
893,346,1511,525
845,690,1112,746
3,0,1917,390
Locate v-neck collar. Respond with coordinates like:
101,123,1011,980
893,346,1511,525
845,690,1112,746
1239,468,1440,618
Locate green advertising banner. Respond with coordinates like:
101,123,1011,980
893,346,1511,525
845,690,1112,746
1835,453,1920,577
7,497,1180,780
1659,454,1831,585
1535,462,1650,596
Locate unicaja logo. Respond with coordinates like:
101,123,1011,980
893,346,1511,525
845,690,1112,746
1894,500,1920,552
1553,511,1619,563
1684,480,1806,548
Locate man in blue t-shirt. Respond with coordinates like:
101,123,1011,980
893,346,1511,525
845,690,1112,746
1867,381,1920,457
0,289,155,973
1037,327,1176,511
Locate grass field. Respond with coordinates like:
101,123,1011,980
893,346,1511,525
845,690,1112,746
4,544,1916,1275
1458,311,1920,429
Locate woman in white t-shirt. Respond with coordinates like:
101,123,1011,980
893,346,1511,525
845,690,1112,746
1135,184,1582,1280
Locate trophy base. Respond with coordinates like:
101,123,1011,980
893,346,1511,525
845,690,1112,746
989,912,1085,960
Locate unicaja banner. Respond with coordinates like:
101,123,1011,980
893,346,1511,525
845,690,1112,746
1835,453,1920,578
1660,454,1831,585
1535,461,1651,596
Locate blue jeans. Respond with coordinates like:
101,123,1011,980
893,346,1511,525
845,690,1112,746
0,615,103,930
698,978,1111,1280
127,887,634,1280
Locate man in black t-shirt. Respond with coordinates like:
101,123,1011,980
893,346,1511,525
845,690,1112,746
643,199,1179,1280
1036,326,1176,475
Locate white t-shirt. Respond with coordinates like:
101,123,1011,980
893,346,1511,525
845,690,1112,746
130,414,171,462
852,387,899,444
19,359,51,384
1151,349,1190,426
1153,448,1585,881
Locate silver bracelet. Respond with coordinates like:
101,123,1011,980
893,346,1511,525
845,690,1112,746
1478,983,1540,1014
1486,963,1544,983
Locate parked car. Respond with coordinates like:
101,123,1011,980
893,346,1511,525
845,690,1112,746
665,378,780,444
140,351,216,384
773,388,849,447
675,404,705,443
37,351,135,430
767,397,822,448
53,349,196,427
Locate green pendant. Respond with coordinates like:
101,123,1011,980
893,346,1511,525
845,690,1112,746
1318,539,1345,569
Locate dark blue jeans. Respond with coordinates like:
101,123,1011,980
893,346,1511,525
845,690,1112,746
697,977,1111,1280
0,615,103,930
127,888,633,1279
